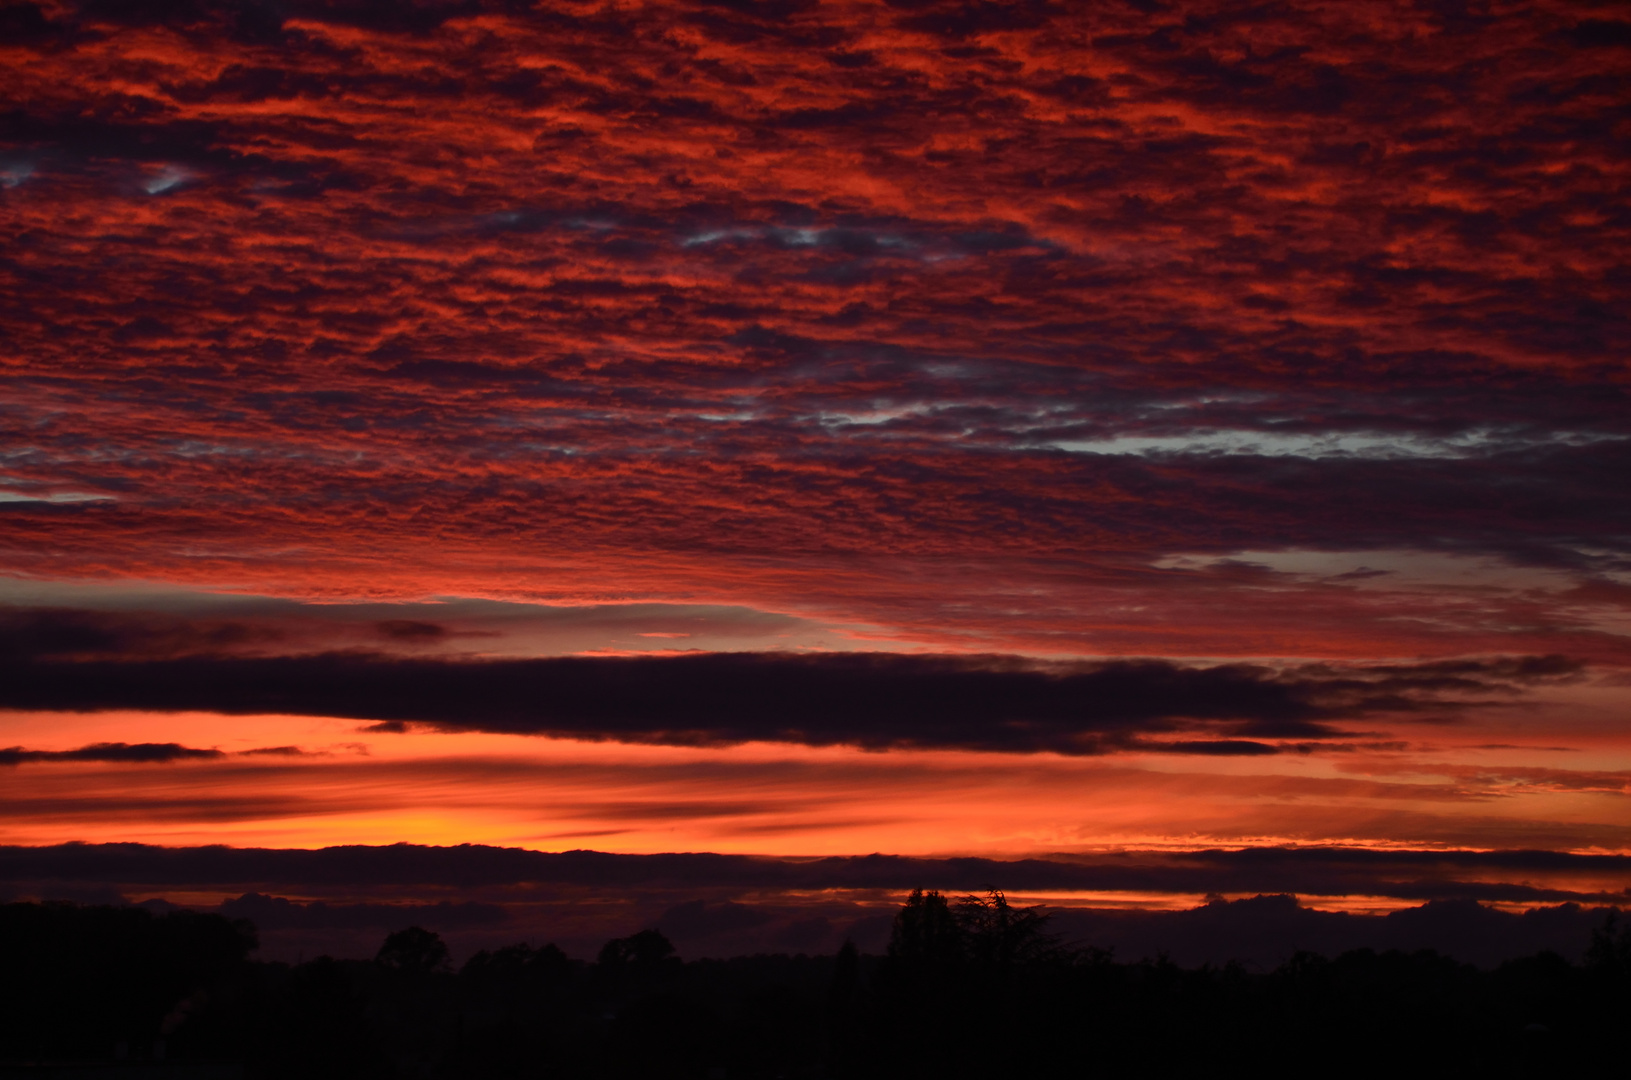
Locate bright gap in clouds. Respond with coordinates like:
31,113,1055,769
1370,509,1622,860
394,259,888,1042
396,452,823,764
1048,430,1625,459
0,490,116,504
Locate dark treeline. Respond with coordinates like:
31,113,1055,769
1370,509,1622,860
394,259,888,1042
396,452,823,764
2,892,1627,1078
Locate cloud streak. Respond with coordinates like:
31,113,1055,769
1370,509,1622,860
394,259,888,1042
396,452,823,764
0,741,224,766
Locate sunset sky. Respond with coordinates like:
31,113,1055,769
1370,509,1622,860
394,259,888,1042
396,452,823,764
2,0,1628,941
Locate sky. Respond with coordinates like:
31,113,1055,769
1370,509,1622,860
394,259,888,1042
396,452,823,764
1,0,1629,950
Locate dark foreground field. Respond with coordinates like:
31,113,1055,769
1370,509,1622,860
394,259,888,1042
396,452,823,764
2,891,1627,1078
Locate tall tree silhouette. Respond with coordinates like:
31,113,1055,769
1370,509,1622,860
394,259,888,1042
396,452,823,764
597,928,679,970
0,901,254,1061
955,889,1063,972
375,925,451,974
826,939,861,1071
886,889,962,965
1585,911,1630,977
270,956,391,1079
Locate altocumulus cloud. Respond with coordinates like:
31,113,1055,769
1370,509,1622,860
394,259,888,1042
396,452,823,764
0,0,1628,619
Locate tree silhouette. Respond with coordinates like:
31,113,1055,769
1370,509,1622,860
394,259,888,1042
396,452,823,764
461,941,571,984
270,956,391,1079
375,925,452,974
598,928,679,970
886,888,962,965
1585,910,1630,975
0,901,255,1061
954,889,1063,971
7,895,1628,1076
826,939,861,1071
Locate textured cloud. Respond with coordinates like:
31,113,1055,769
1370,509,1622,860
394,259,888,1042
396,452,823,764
0,647,1581,754
0,0,1626,656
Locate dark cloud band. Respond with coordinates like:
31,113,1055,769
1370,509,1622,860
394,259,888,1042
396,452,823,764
0,647,1577,755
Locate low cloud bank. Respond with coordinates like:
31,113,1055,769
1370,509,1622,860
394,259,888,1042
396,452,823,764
4,842,1624,903
7,843,1623,966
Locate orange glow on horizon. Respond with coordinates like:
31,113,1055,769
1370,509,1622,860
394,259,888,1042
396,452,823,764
3,711,1626,879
